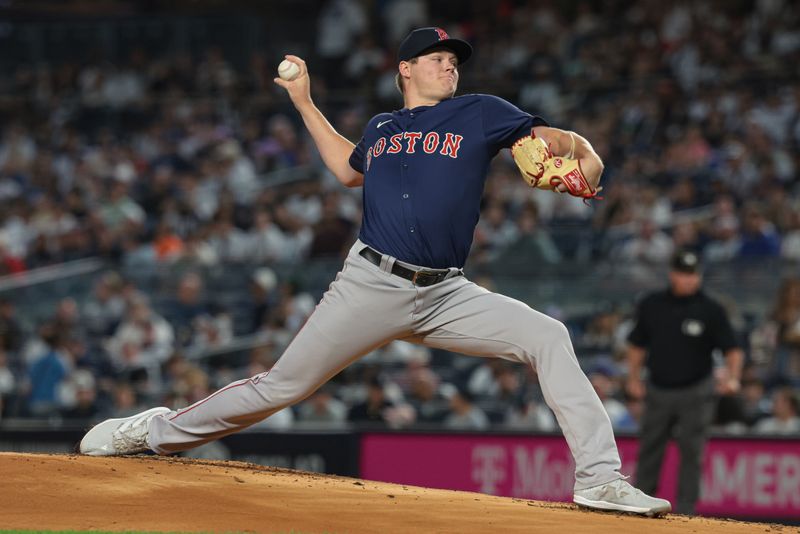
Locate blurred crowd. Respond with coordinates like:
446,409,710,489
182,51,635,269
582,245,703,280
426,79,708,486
0,0,798,435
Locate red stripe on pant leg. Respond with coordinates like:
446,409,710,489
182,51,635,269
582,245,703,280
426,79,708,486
168,371,271,421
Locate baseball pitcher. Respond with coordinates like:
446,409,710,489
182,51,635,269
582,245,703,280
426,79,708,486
80,27,670,517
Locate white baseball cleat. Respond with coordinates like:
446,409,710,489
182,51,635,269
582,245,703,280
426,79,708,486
79,407,171,456
573,478,672,517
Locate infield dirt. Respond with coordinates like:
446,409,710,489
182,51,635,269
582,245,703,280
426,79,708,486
0,452,791,533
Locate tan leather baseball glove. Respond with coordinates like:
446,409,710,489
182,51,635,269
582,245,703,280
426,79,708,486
511,131,601,200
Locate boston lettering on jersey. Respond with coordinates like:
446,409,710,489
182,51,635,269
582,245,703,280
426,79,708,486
349,94,547,269
366,132,463,171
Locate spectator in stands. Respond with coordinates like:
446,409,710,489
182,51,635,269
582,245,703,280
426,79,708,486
400,360,449,424
214,140,258,205
781,209,800,261
0,348,16,418
262,115,311,171
0,238,26,275
615,218,674,268
614,392,645,433
348,376,395,427
272,280,315,335
191,302,233,350
316,0,367,84
177,229,219,268
511,201,561,263
106,296,174,375
379,0,427,45
25,329,71,416
246,267,277,334
473,201,519,263
669,178,704,214
248,209,289,264
345,34,387,89
703,215,741,263
467,359,506,399
737,202,781,258
503,395,556,431
0,297,24,355
634,186,673,229
579,307,624,357
296,385,348,426
196,46,237,94
712,393,749,435
82,272,127,339
443,386,490,431
99,179,146,236
162,272,210,347
0,203,31,261
753,387,800,435
60,369,101,421
152,221,185,263
207,211,252,263
588,364,629,429
768,277,800,384
308,191,356,259
740,372,772,427
109,382,142,418
47,297,85,342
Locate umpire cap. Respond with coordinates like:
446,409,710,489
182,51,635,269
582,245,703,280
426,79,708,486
398,27,472,65
670,250,701,274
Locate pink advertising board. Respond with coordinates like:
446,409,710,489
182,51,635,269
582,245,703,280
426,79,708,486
360,433,800,519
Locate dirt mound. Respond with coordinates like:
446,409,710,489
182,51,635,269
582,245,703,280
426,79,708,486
0,452,786,533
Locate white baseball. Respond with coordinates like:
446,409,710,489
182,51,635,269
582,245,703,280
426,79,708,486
278,59,300,81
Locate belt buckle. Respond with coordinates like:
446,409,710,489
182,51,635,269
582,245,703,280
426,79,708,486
411,269,443,287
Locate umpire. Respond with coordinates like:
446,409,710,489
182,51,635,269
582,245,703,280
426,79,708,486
625,250,743,515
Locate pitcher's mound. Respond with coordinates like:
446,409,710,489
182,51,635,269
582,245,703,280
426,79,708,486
0,452,785,533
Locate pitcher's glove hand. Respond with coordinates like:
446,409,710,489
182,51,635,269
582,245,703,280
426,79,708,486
511,131,601,201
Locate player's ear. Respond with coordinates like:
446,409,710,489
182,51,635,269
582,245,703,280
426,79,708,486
398,61,412,78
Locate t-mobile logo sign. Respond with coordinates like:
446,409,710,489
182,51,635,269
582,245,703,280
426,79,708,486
472,445,506,494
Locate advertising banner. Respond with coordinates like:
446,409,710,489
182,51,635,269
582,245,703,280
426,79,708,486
361,432,800,519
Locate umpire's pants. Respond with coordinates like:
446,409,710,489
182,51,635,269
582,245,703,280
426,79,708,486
635,376,716,515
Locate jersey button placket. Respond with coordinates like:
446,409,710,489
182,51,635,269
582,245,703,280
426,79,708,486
399,126,416,238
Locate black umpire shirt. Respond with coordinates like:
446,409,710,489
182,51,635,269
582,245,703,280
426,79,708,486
628,289,738,388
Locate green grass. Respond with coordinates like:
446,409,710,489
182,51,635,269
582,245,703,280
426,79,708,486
0,531,330,534
0,531,199,534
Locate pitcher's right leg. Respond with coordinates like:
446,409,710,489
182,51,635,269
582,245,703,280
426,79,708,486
148,253,415,454
148,317,383,454
81,243,415,456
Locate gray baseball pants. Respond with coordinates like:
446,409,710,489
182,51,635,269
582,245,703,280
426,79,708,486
149,239,622,491
636,376,716,514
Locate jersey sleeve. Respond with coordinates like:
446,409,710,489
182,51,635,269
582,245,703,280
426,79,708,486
480,94,548,152
348,136,366,173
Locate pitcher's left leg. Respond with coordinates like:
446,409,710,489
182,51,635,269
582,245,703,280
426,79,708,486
413,278,620,490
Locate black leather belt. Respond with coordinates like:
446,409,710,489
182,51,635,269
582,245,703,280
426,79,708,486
359,246,462,287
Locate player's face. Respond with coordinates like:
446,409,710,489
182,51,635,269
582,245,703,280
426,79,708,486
409,49,459,101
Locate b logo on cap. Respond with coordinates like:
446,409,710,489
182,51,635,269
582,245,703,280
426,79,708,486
434,27,449,40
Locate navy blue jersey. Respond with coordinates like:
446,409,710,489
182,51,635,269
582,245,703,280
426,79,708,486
349,94,547,269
